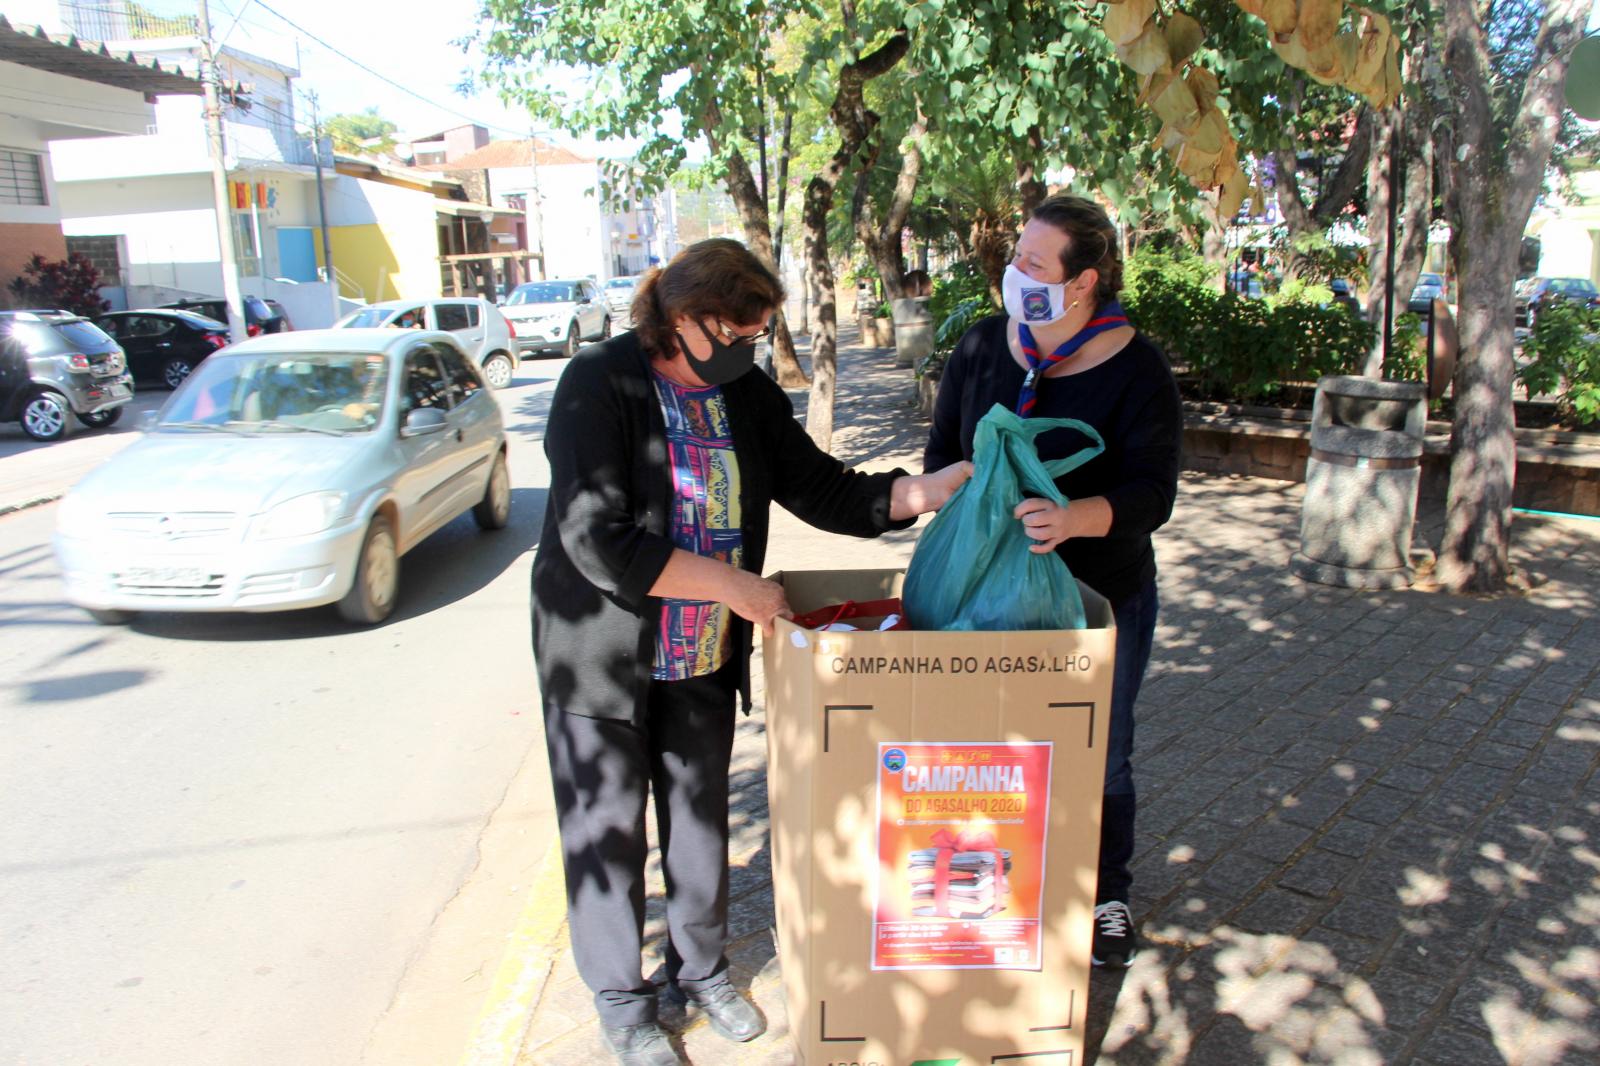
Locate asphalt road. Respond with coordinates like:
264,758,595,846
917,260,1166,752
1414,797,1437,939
0,359,566,1066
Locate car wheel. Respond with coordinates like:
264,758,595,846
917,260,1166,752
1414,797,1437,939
88,607,136,625
482,352,515,389
473,452,512,530
162,357,196,389
337,513,399,625
599,315,612,340
21,390,69,441
78,407,122,429
563,323,579,359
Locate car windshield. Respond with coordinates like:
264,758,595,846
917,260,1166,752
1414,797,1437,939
506,282,577,305
1416,274,1443,288
159,351,390,434
338,308,395,328
1555,278,1598,296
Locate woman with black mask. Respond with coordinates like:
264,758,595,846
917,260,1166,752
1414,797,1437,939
532,238,970,1065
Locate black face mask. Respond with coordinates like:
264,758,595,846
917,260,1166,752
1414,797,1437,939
678,320,757,386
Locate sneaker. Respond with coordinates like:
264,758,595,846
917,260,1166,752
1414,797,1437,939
1092,900,1140,968
683,981,765,1042
599,1021,684,1066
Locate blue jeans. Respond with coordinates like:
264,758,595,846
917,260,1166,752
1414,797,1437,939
1099,578,1158,903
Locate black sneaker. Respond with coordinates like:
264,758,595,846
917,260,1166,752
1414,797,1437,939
1092,900,1140,968
599,1021,684,1066
683,981,765,1042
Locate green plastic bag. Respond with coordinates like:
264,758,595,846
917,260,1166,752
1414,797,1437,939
905,404,1105,631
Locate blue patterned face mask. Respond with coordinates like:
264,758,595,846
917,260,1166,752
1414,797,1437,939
1002,264,1071,325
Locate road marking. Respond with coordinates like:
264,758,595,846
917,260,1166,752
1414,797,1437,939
459,839,568,1066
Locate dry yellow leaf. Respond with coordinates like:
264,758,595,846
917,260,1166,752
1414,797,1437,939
1296,0,1343,53
1103,0,1157,46
1250,183,1267,217
1273,34,1310,70
1263,0,1298,37
1118,22,1174,75
1234,0,1268,18
1187,106,1228,154
1151,72,1202,129
1304,38,1345,82
1218,167,1250,218
1165,13,1206,63
1178,141,1222,184
1187,66,1221,112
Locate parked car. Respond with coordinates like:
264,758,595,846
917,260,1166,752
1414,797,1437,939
0,310,134,441
602,274,642,328
158,294,290,336
1329,278,1362,316
1226,271,1264,299
1515,276,1600,328
333,297,520,388
499,278,610,358
1408,273,1446,314
53,328,510,626
93,309,230,389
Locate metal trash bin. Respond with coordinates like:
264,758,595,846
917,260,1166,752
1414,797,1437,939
1290,375,1427,589
891,296,933,369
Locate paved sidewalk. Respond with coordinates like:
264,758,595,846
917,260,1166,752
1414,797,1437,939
518,330,1600,1066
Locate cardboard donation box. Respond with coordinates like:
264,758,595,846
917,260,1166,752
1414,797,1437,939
763,568,1115,1066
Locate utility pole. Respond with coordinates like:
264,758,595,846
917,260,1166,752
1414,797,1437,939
197,0,247,344
308,89,339,322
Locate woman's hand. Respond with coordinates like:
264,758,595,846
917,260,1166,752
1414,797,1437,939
1013,494,1114,552
724,568,793,637
1014,497,1073,554
890,461,974,518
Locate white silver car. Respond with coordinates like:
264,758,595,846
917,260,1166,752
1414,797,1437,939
602,275,642,328
334,298,521,389
499,278,610,358
53,329,510,626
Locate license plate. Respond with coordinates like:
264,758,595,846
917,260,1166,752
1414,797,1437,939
122,565,208,587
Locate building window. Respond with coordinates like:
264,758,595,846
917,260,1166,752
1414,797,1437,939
66,236,124,284
231,214,261,277
0,148,47,206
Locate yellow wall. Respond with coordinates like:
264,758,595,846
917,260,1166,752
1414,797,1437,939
317,223,443,304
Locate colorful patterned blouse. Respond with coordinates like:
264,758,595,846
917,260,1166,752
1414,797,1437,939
650,371,744,680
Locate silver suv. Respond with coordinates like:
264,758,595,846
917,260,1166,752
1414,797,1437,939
0,310,134,441
334,298,520,388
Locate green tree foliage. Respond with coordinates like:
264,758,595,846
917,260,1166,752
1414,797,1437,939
1519,301,1600,427
325,109,398,157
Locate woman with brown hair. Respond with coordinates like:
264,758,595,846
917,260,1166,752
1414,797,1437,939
924,194,1182,972
532,238,969,1065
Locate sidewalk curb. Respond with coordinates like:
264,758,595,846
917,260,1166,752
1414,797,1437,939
459,839,568,1066
0,492,62,518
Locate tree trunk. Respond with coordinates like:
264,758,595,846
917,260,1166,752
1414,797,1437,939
722,145,809,386
1016,126,1047,215
1274,102,1373,280
1361,107,1400,351
856,108,926,301
799,32,910,451
1201,221,1227,290
1360,107,1433,376
1434,0,1590,592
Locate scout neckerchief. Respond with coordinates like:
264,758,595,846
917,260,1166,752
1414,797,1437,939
1014,300,1129,416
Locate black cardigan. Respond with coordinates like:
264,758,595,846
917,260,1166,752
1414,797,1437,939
531,332,913,723
923,315,1181,608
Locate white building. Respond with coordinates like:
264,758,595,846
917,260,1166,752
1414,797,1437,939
0,9,203,298
408,130,679,282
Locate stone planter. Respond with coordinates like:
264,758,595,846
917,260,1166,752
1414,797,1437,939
917,370,941,419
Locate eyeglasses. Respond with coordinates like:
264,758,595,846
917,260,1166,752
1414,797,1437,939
701,318,775,345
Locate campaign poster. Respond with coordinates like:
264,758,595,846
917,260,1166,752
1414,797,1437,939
871,741,1053,970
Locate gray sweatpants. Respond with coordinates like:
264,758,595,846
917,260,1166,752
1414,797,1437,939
542,665,738,1026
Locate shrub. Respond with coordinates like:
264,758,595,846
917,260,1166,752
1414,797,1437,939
1123,248,1375,404
1519,300,1600,427
7,253,109,317
919,260,994,379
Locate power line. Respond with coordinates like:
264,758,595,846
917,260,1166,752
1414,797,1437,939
248,0,527,137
